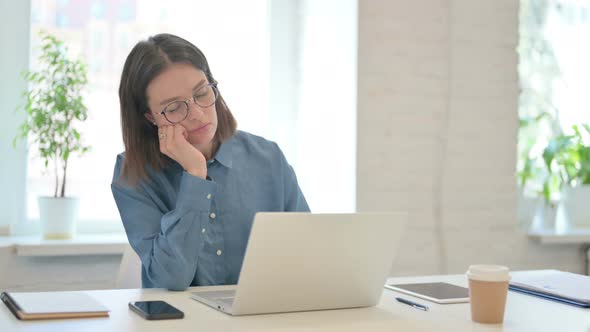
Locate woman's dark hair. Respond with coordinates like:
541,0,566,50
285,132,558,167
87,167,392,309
118,33,237,185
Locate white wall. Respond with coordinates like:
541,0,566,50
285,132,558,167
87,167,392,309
0,0,29,235
357,0,585,276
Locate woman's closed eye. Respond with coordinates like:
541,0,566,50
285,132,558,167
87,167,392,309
165,102,183,113
193,89,208,100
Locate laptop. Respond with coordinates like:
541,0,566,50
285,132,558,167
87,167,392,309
191,212,407,315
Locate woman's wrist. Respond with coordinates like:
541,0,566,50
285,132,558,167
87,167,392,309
187,167,207,179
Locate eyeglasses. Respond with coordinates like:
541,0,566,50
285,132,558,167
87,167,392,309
159,83,219,123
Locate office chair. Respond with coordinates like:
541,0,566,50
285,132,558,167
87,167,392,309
115,243,142,289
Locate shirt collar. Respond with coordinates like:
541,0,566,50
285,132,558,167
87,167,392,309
211,134,234,169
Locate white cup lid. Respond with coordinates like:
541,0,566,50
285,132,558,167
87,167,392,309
466,265,510,282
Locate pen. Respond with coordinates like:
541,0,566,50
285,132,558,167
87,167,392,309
395,297,429,311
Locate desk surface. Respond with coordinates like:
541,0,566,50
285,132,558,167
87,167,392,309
1,271,588,332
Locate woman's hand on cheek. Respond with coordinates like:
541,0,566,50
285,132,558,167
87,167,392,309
159,125,207,179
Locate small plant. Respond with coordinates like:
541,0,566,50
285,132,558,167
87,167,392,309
13,31,90,198
542,124,590,203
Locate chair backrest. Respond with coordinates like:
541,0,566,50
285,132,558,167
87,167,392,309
115,243,142,289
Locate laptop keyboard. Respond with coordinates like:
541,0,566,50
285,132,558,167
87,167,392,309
215,297,235,307
211,290,236,306
209,290,236,298
192,289,236,308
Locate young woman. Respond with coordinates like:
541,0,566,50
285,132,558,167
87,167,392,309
112,33,309,290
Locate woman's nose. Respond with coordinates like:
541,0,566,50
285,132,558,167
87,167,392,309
187,102,204,120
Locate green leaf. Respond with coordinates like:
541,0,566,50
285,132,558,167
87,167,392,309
542,181,551,203
572,125,582,138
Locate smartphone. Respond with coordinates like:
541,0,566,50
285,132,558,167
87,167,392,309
128,300,184,320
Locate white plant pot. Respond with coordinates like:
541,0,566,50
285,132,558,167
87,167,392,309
38,196,80,239
529,199,556,230
561,186,590,227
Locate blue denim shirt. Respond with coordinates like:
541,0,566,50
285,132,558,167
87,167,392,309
111,131,310,290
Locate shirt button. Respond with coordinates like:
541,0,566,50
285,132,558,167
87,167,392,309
206,193,212,200
216,250,222,256
201,228,206,233
210,212,216,219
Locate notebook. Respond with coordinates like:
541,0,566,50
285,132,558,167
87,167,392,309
1,291,110,320
509,270,590,308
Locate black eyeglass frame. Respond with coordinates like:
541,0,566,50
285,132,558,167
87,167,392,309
158,82,219,124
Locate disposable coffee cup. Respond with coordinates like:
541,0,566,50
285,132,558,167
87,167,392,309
466,265,510,324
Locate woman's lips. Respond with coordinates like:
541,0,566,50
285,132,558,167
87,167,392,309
190,123,210,134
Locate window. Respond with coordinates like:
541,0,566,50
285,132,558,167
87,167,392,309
518,0,590,197
16,0,356,234
27,0,270,232
544,2,590,129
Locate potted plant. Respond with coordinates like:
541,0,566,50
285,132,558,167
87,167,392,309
516,108,564,230
13,31,90,239
542,124,590,227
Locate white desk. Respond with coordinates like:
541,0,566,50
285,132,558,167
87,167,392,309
1,271,588,332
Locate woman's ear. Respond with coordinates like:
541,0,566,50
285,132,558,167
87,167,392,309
144,112,156,125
